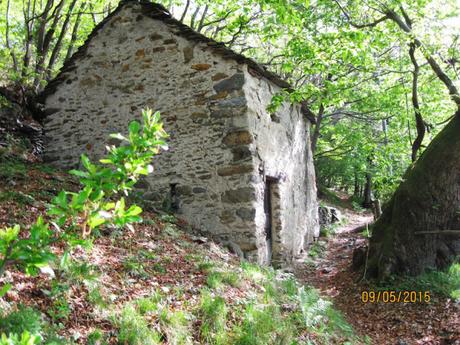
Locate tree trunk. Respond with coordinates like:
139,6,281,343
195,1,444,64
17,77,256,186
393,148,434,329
45,0,79,81
5,0,19,73
362,173,372,208
33,0,65,90
365,110,460,279
409,42,425,162
353,172,360,197
64,2,85,62
310,103,324,154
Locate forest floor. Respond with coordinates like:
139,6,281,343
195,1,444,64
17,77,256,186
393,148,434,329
0,156,363,344
295,196,460,345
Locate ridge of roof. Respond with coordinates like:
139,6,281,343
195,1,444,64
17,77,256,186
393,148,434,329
40,0,316,123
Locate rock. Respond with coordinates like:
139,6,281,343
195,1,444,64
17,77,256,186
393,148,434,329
149,33,163,41
211,73,228,81
135,48,145,58
183,46,194,63
222,240,244,258
221,187,255,203
222,130,253,146
176,185,192,196
163,38,177,45
213,73,245,93
191,235,208,243
236,207,256,221
231,147,252,162
217,164,253,176
219,210,236,223
318,205,341,225
191,63,211,71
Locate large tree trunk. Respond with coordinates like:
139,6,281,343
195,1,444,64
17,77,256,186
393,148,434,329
362,173,373,208
365,110,460,279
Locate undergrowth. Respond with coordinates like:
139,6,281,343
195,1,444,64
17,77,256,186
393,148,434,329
378,262,460,301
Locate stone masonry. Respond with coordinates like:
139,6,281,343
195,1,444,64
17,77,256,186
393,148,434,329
40,0,319,265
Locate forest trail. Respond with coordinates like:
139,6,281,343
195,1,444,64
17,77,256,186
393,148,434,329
294,199,460,345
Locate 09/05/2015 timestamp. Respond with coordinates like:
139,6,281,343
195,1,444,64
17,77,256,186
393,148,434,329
361,290,431,303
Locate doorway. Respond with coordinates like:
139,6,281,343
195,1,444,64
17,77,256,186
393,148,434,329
264,177,280,266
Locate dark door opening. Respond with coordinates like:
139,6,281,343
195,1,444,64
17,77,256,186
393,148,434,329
264,177,279,266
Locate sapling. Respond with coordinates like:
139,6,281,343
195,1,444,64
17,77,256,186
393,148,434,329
0,109,167,284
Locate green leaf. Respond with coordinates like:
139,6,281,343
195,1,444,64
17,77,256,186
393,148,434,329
88,216,106,229
128,121,141,134
126,205,142,217
109,133,128,141
0,283,12,298
69,169,89,178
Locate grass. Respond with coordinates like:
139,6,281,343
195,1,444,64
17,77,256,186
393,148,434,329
0,157,28,180
198,291,228,344
0,191,35,205
206,270,240,289
0,155,363,344
122,255,148,279
114,304,161,345
378,262,460,301
307,241,327,259
233,303,296,345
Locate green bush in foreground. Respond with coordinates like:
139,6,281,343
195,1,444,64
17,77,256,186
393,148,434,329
0,332,40,345
0,109,167,287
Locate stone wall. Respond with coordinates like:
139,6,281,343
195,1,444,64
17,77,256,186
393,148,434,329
43,2,318,264
243,69,319,264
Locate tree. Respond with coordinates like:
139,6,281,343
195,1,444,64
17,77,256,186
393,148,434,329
333,0,460,277
0,0,118,91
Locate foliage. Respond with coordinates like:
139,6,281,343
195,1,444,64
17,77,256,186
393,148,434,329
0,218,54,278
0,332,40,345
0,108,167,304
0,306,44,338
379,263,460,301
298,287,354,338
48,108,168,238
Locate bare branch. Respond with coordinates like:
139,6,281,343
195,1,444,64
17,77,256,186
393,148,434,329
333,0,388,28
179,0,189,22
197,4,208,32
5,0,19,73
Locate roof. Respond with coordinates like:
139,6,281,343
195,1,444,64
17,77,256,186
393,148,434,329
40,0,316,123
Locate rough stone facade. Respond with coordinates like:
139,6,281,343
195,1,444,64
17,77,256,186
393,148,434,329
41,0,319,265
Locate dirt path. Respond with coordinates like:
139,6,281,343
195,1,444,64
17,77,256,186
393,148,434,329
295,206,460,345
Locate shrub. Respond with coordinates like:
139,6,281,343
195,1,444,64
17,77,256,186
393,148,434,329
0,109,167,284
0,332,40,345
87,329,107,345
0,306,43,338
0,218,54,280
48,108,168,238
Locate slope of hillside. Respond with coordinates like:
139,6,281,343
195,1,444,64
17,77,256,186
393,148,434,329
0,154,363,344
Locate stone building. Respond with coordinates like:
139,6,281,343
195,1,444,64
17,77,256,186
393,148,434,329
40,0,319,265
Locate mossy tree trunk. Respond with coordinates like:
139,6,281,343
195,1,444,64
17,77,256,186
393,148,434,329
366,110,460,279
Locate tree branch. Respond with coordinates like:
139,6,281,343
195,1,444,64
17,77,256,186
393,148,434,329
333,0,388,28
